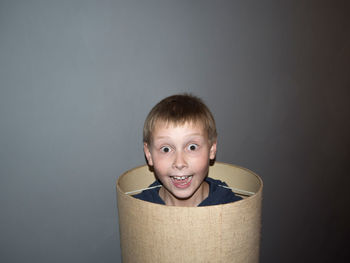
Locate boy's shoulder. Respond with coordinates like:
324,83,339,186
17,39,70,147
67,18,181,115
133,180,165,205
199,177,242,206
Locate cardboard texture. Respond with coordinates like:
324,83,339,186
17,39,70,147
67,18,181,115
116,162,263,263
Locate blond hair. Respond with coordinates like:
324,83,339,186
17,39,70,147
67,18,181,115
143,94,217,144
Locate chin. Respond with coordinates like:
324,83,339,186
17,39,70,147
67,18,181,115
171,189,195,200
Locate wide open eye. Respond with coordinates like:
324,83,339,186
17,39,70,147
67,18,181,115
187,143,198,151
160,146,172,153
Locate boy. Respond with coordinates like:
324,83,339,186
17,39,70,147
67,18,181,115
134,94,242,206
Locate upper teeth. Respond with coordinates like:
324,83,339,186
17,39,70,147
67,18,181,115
173,176,189,180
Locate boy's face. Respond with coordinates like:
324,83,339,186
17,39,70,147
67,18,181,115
144,121,217,206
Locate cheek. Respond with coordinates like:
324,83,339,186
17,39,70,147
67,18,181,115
190,152,210,170
152,155,171,173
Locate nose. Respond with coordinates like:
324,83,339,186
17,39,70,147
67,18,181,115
173,151,187,170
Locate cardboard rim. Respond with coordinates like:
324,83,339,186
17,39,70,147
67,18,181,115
116,161,263,206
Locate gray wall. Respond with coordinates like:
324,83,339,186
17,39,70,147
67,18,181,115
1,0,349,262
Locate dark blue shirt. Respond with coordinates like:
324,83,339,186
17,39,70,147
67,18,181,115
133,177,242,206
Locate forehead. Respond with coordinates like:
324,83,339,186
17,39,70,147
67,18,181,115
152,120,207,137
154,119,204,129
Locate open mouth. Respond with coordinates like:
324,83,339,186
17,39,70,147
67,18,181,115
170,175,193,188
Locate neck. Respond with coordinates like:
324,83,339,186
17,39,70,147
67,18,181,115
159,181,209,207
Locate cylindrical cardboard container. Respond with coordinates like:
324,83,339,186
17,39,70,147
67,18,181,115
116,162,263,263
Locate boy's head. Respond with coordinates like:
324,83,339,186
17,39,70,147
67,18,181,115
143,94,218,206
143,94,217,145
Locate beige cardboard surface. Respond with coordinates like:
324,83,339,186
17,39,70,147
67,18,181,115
116,162,263,263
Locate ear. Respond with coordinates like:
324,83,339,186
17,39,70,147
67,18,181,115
144,142,154,166
209,140,217,160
